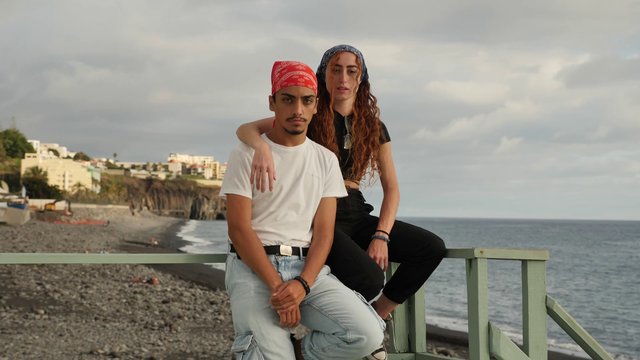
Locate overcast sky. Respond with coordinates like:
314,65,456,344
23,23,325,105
2,0,639,220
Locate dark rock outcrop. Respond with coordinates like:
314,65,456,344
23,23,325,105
126,178,225,220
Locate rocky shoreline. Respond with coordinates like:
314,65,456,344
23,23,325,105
1,207,587,359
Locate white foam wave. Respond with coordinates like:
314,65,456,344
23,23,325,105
177,220,210,244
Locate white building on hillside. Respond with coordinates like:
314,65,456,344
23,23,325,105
28,140,40,153
41,143,69,158
167,153,227,179
27,140,72,159
168,153,214,166
168,161,182,174
21,154,100,193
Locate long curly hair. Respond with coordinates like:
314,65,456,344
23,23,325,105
308,54,382,183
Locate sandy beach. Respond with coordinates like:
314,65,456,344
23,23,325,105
0,207,587,359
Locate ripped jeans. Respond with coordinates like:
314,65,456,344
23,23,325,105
225,253,384,360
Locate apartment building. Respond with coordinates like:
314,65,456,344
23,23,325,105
167,153,225,180
20,153,99,193
167,153,214,166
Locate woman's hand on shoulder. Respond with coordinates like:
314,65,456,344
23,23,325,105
251,141,276,192
236,117,277,192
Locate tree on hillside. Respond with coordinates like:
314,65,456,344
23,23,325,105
105,161,120,169
68,182,99,203
23,166,48,181
0,139,6,159
21,166,61,199
0,128,35,158
22,177,62,199
73,152,91,161
0,157,20,191
71,182,89,193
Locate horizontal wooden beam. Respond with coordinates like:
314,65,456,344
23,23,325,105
446,248,548,261
1,248,550,264
0,253,227,264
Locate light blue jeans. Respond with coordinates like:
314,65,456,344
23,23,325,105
225,253,384,359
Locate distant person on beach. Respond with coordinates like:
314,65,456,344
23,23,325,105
237,44,447,360
221,60,384,359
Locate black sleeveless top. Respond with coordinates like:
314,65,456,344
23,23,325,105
308,111,391,180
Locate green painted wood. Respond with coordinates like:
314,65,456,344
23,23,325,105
0,253,227,264
546,296,614,360
447,248,548,261
488,322,530,360
388,354,416,360
409,286,427,352
466,257,490,360
3,250,616,360
388,353,466,360
522,260,547,360
388,262,409,353
416,352,465,360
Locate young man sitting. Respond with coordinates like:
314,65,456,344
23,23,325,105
222,60,384,359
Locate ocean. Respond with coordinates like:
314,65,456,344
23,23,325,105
176,217,640,359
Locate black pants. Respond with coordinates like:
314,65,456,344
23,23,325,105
325,189,447,304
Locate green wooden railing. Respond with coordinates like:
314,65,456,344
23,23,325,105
385,248,613,360
0,248,613,360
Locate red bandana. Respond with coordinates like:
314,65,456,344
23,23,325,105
271,61,318,96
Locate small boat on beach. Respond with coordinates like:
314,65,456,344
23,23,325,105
0,199,31,226
0,182,31,225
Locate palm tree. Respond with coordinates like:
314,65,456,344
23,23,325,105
23,166,48,181
71,182,88,194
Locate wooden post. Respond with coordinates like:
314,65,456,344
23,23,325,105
387,263,426,354
522,260,547,360
389,263,409,353
466,257,490,360
409,285,427,353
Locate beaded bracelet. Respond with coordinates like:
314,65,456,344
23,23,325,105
293,276,311,295
371,234,390,243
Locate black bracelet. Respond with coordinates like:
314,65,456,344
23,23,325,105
371,234,390,243
293,276,311,295
375,229,390,236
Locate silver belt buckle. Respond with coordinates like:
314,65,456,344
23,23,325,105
279,245,293,256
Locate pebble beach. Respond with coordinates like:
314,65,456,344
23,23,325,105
0,207,234,359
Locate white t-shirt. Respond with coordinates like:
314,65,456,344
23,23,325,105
221,135,347,247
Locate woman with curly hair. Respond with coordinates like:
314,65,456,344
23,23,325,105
236,45,447,359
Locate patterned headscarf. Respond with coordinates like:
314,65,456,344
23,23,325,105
316,44,369,85
271,61,318,95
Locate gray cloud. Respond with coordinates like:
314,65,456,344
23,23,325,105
2,0,640,219
558,56,640,88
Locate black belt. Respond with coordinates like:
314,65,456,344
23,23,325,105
230,244,309,259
